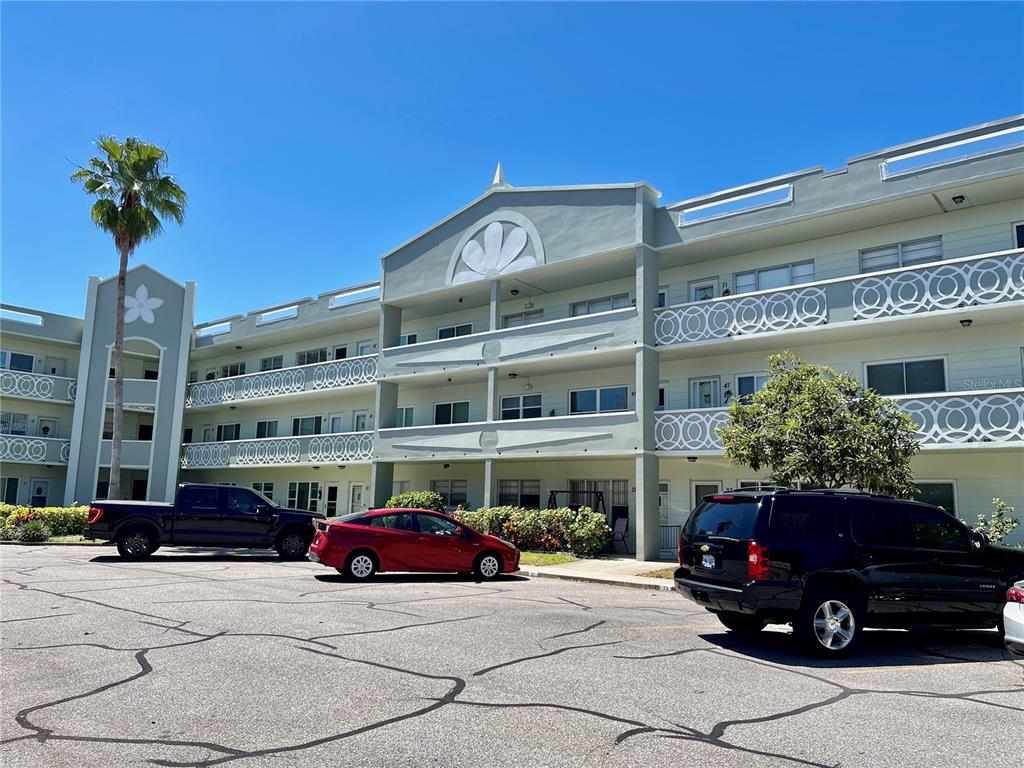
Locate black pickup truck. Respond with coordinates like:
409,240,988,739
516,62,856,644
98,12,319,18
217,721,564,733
85,483,325,560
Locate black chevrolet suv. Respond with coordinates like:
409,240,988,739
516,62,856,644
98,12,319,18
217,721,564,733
674,489,1024,655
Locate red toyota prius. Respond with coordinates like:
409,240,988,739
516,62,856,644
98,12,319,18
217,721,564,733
308,507,520,580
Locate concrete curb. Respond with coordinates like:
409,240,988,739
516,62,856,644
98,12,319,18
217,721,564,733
0,541,108,547
520,567,675,592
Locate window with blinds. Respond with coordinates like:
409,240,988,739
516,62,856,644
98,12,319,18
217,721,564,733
859,236,942,273
498,480,540,508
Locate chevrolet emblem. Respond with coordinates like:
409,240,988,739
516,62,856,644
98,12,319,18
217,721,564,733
700,545,710,553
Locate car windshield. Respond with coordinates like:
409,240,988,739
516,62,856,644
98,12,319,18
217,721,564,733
685,499,759,541
250,488,274,506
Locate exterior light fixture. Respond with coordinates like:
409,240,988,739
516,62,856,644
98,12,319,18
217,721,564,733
960,319,973,328
235,345,243,350
510,288,520,296
337,465,346,470
952,195,966,205
508,373,518,379
312,466,320,470
686,456,698,463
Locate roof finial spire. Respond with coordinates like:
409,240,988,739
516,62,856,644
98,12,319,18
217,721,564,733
491,161,510,189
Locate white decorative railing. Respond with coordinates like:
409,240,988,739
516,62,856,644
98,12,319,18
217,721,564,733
853,251,1024,319
655,389,1024,451
185,355,377,407
0,371,77,402
655,286,828,344
180,431,374,469
655,249,1024,346
0,435,71,464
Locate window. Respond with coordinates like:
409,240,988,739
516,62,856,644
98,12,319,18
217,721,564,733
430,479,468,509
689,378,720,409
225,488,260,516
736,373,768,401
498,480,541,508
143,369,159,381
103,421,114,440
188,370,198,383
907,504,969,551
352,410,372,431
287,481,319,512
292,416,323,436
260,355,283,371
95,480,109,499
333,345,348,360
1,477,19,505
1015,222,1024,249
3,352,33,372
256,420,278,439
866,358,945,395
137,424,153,441
913,482,956,514
502,310,544,328
182,428,193,444
850,500,910,547
657,287,668,308
658,385,666,411
658,481,670,523
569,385,629,415
399,333,418,346
434,401,470,425
417,513,460,536
500,394,542,420
769,496,838,543
180,486,219,510
860,236,942,273
395,407,414,427
216,423,241,441
371,512,415,530
0,412,28,435
571,294,630,317
735,261,814,294
568,479,626,511
296,348,328,366
251,481,275,501
689,278,718,302
392,480,411,496
221,362,246,378
437,324,472,340
357,340,377,356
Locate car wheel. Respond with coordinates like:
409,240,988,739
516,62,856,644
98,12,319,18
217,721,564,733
117,527,156,560
276,529,310,560
795,587,863,656
716,612,766,634
344,551,377,580
474,552,502,581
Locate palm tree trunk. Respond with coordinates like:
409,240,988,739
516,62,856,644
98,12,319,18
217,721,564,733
109,245,129,499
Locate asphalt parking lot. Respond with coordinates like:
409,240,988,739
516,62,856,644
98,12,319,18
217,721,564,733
1,545,1021,768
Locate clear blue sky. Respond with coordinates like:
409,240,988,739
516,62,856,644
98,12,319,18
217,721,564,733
3,2,1022,323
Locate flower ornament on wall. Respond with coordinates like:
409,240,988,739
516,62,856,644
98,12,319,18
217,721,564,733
452,221,537,285
124,284,164,324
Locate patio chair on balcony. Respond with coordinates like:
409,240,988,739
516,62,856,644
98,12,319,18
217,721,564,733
610,516,630,554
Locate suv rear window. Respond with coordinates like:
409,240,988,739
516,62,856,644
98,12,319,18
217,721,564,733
685,499,759,540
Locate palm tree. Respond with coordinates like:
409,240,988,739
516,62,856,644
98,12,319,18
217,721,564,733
71,136,186,499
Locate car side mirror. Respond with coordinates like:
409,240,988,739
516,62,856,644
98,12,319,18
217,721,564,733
453,526,464,536
971,531,987,549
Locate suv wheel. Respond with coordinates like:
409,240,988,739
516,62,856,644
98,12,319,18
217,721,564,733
716,612,766,634
796,588,863,656
276,529,310,560
117,528,156,560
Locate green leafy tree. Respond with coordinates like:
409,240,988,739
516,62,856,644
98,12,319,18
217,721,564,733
71,137,186,499
718,351,920,496
973,498,1020,545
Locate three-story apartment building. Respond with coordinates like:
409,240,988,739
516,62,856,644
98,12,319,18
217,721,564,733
2,116,1022,557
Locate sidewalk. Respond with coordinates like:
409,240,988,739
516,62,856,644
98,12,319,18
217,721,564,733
519,556,677,591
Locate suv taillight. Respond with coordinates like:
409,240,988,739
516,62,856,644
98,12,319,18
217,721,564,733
1007,585,1024,604
747,540,771,581
86,507,104,525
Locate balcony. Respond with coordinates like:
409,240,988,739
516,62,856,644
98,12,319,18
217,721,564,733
180,431,374,469
0,435,71,465
184,355,377,408
654,249,1024,347
99,440,154,468
654,389,1024,452
105,378,159,408
379,308,639,379
0,371,77,403
376,412,641,460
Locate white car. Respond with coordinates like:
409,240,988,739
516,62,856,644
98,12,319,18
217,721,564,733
1004,581,1024,656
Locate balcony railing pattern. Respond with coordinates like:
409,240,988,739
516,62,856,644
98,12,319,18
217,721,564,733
180,431,374,469
853,252,1024,320
655,286,828,345
656,390,1024,452
655,250,1023,347
185,356,377,407
0,435,71,464
0,371,77,402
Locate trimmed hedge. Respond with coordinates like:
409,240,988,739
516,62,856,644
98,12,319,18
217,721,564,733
454,506,610,557
0,504,90,540
384,491,446,514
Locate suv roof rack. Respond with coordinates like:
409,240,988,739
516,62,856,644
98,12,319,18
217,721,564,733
797,488,894,499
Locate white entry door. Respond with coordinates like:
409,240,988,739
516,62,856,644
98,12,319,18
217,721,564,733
348,482,366,514
37,417,59,439
29,479,50,507
324,482,341,517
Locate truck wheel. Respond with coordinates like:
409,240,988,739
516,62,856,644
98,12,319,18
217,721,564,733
117,527,157,560
794,586,864,657
716,612,766,634
276,529,311,560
